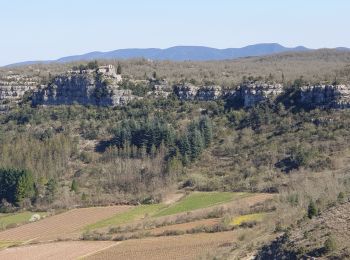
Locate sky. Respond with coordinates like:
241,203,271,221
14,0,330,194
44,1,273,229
1,0,349,66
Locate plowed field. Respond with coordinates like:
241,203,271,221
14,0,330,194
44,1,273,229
0,206,131,242
0,241,117,260
86,231,236,260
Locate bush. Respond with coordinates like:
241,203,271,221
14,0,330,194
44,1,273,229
79,152,93,164
337,192,345,203
159,230,185,236
324,236,337,253
81,230,112,241
307,200,318,219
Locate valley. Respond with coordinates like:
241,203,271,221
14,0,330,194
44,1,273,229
0,51,349,259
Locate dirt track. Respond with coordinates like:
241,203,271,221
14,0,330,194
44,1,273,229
0,206,131,242
0,241,117,260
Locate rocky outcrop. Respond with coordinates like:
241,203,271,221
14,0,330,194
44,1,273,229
174,84,222,101
300,84,350,108
174,82,282,107
0,85,35,101
147,78,172,98
32,65,135,107
0,75,39,110
173,83,199,100
173,82,350,109
237,83,284,107
197,85,222,100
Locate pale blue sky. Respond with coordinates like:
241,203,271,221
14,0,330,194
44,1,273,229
1,0,349,65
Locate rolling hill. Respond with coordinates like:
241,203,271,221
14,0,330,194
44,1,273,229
4,43,316,67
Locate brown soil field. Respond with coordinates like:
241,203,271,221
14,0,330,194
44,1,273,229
86,231,237,260
223,193,275,213
0,241,117,260
0,205,131,242
148,218,220,235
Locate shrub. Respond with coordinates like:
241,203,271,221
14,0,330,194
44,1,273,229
70,179,78,193
324,236,337,253
337,192,345,203
81,230,112,241
79,152,93,163
307,200,318,219
113,235,127,241
159,230,185,236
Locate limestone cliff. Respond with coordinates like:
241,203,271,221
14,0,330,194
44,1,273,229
32,66,134,107
173,82,350,109
236,83,284,107
174,82,282,107
2,65,350,110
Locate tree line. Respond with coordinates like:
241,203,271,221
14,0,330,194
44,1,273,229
111,117,213,165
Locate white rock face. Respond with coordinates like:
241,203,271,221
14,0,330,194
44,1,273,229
174,82,283,107
238,83,284,107
32,65,135,107
173,82,350,109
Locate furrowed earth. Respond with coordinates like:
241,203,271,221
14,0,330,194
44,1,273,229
0,192,275,259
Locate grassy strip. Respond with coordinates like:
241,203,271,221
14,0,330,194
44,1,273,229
85,204,164,230
154,192,248,217
0,211,47,229
0,240,23,249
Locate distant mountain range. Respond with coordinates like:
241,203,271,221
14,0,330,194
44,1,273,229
4,43,350,67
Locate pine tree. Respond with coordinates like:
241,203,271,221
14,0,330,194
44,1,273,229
0,168,35,205
188,125,204,161
46,178,57,203
15,175,27,204
71,179,78,193
117,63,122,75
177,135,190,158
199,117,212,148
15,170,34,205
